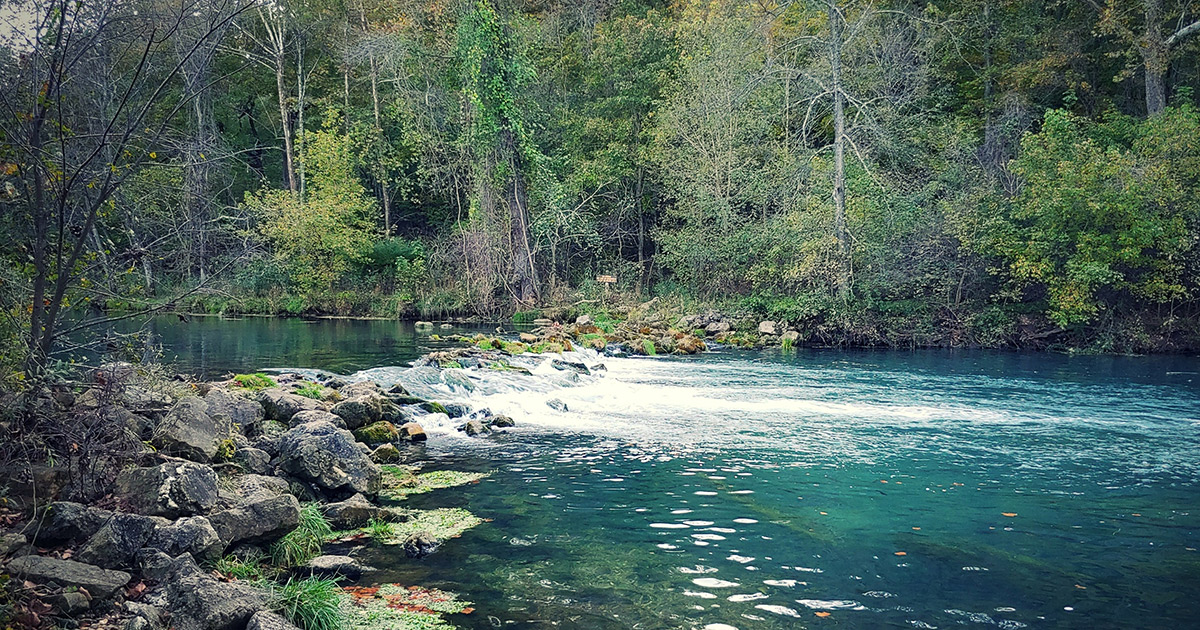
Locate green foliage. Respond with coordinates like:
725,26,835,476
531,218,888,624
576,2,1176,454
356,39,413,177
512,310,540,323
234,373,277,391
214,551,273,581
981,107,1200,326
295,382,325,400
270,577,345,630
365,517,394,543
641,339,656,356
271,503,333,567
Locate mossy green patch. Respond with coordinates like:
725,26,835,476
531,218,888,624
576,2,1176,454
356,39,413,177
642,339,656,356
577,333,607,350
381,508,484,543
419,401,448,415
501,341,528,354
342,583,471,629
353,421,399,444
380,466,490,501
530,341,564,354
234,372,277,391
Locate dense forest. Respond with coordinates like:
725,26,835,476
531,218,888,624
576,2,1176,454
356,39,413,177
3,0,1200,380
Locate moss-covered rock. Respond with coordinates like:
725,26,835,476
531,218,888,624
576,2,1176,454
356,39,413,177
353,421,400,445
419,401,448,415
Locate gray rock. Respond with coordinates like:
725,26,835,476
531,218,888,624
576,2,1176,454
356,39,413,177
575,314,594,326
757,320,777,335
246,611,302,630
491,415,515,428
146,516,224,564
115,462,218,518
546,398,569,412
340,381,383,398
705,321,731,335
153,397,227,462
77,512,166,569
124,602,165,630
35,502,113,544
379,400,412,424
781,330,800,343
208,494,300,546
123,386,173,415
399,421,427,441
232,447,271,474
50,589,91,614
135,549,174,582
277,421,382,496
7,555,131,600
163,554,266,630
301,554,369,579
0,532,27,556
402,531,439,558
330,396,382,430
258,388,324,423
370,443,401,463
460,419,486,436
204,388,265,434
289,409,345,429
321,493,395,530
443,402,471,418
550,359,590,375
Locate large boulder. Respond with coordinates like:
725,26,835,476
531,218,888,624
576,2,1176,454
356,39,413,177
35,502,113,545
153,397,227,462
257,388,323,423
162,554,266,630
340,381,384,398
331,396,382,430
77,512,166,569
704,321,731,335
232,447,271,475
204,388,265,434
115,462,218,518
277,421,382,496
208,494,300,546
321,493,395,530
7,555,130,600
146,516,224,564
757,320,778,335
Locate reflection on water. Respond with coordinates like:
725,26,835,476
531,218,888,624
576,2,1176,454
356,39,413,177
112,317,1200,629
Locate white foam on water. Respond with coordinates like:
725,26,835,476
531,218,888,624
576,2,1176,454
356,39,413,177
797,599,866,611
693,578,740,588
754,604,803,618
728,593,769,602
651,523,690,529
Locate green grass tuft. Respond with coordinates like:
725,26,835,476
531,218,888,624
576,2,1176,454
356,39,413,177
295,382,324,399
271,503,332,567
213,550,273,581
270,576,345,630
365,517,394,545
642,339,656,356
234,372,277,391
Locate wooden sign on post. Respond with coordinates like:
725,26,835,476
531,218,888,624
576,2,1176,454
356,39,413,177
596,275,617,284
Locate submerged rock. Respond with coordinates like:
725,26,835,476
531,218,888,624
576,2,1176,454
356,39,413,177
321,493,396,530
370,443,401,463
460,419,487,436
402,531,439,558
491,415,515,428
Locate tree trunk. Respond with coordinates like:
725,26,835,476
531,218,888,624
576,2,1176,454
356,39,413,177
1143,0,1167,116
503,129,538,304
829,1,851,300
275,56,296,191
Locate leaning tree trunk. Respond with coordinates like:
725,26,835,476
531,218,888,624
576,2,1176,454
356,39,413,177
829,1,851,300
502,129,538,304
1142,0,1168,116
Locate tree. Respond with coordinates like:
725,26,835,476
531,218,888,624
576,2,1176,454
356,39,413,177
1097,0,1200,115
0,0,249,382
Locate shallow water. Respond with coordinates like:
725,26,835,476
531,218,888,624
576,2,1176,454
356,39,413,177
116,317,1200,629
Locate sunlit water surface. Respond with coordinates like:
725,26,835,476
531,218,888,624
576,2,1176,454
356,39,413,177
117,317,1200,629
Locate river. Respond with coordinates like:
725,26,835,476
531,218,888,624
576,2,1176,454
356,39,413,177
112,316,1200,629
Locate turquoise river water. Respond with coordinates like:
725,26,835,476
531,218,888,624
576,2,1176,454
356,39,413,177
116,317,1200,629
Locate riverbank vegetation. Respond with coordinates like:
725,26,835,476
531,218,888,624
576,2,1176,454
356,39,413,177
2,0,1200,391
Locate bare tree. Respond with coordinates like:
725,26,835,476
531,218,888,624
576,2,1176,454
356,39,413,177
0,0,250,384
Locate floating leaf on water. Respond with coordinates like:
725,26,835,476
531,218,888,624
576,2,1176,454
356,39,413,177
815,611,832,617
1001,513,1018,517
894,551,907,556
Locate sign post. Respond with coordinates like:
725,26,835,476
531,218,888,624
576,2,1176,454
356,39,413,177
596,274,616,306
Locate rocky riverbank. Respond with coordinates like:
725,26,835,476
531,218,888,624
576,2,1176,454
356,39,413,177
0,364,502,630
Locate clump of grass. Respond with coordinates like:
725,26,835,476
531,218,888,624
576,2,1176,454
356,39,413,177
270,576,345,630
365,517,394,544
234,372,277,391
295,382,324,400
781,336,795,351
642,339,657,356
214,550,272,581
271,503,332,567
